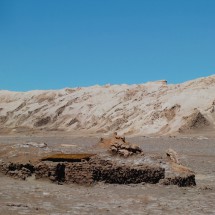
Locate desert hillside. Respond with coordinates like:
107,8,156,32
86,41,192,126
0,75,215,136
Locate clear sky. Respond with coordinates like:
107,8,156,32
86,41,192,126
0,0,215,91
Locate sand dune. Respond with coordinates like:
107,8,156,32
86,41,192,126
0,75,215,136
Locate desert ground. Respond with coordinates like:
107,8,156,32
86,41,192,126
0,133,215,215
0,76,215,214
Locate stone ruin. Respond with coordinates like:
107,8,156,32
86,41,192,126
0,133,196,187
0,162,34,180
35,156,164,185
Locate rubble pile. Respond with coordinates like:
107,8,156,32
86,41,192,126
109,142,143,157
99,132,143,157
160,162,196,187
0,162,34,180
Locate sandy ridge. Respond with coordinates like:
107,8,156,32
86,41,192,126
0,75,215,136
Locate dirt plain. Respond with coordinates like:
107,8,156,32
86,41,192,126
0,134,215,215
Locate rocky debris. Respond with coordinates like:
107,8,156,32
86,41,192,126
160,149,196,186
166,148,180,164
160,162,196,187
0,162,34,180
6,203,30,208
99,133,143,157
109,142,143,157
20,142,47,148
98,132,126,148
179,110,210,133
34,162,50,179
160,174,196,187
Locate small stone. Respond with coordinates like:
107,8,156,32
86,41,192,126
118,149,130,157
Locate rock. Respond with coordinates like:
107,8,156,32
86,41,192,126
109,145,117,153
16,142,47,148
35,162,52,179
49,176,56,181
21,167,32,176
160,175,196,187
25,142,47,148
160,162,196,187
166,148,180,164
162,149,196,186
130,144,142,153
0,162,35,180
118,149,131,157
97,132,126,148
109,141,143,157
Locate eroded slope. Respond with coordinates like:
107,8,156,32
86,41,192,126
0,76,215,135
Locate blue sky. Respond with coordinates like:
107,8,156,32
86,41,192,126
0,0,214,91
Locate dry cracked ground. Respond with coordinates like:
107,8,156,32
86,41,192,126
0,134,215,215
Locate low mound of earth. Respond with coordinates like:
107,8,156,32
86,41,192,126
0,75,215,136
0,134,196,187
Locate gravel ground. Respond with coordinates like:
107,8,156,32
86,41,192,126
0,135,215,215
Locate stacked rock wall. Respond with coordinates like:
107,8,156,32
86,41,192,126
34,157,165,185
0,162,34,180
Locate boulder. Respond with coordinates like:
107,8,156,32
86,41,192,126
166,148,180,164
